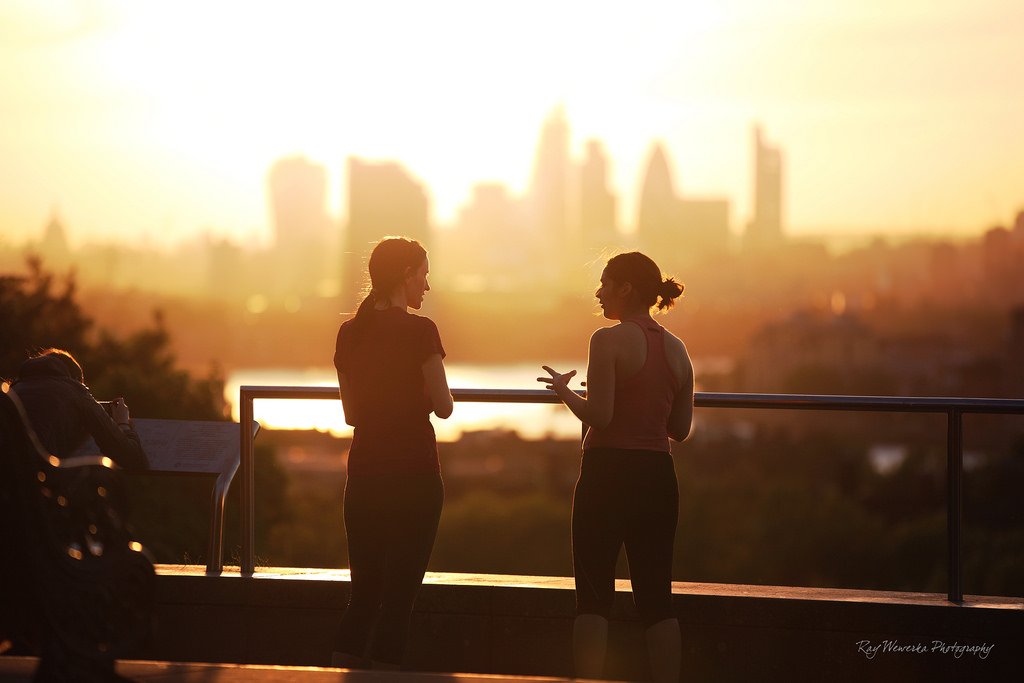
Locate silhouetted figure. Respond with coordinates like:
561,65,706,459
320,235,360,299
332,237,453,670
539,252,693,683
1,350,153,681
11,349,148,470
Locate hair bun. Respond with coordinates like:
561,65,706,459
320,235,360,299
655,277,684,310
663,277,684,298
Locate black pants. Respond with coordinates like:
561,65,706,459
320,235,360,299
572,447,678,626
336,472,443,664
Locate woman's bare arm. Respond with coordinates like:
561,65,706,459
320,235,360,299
539,329,615,429
423,353,454,419
667,350,694,442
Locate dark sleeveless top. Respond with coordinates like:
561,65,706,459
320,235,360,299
583,317,679,453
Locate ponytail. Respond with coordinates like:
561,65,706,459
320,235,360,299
655,277,684,311
345,237,427,335
350,290,378,332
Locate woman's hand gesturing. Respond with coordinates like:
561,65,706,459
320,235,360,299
538,365,577,396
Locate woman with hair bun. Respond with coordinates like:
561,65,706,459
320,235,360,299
332,236,453,670
539,251,693,683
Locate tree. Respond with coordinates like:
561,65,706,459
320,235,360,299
1,258,287,566
1,257,92,379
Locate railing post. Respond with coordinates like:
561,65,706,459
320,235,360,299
225,387,1022,593
946,408,963,603
240,388,255,575
206,473,228,574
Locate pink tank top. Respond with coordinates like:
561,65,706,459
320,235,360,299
583,317,680,452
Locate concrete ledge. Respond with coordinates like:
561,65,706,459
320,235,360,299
0,656,587,682
146,566,1023,682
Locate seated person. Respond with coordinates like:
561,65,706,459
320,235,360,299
10,348,148,470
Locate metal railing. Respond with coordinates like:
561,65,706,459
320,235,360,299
235,386,1024,603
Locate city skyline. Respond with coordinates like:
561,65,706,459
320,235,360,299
2,1,1023,248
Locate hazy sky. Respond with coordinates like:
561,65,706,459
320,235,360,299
2,0,1022,247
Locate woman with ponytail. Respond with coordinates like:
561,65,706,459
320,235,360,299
331,237,453,670
539,251,693,683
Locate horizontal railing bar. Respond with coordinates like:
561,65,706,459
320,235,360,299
237,384,1024,597
238,386,1024,415
695,392,1024,414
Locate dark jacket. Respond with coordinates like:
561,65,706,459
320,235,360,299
11,355,149,470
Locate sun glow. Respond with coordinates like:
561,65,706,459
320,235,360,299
2,0,1023,245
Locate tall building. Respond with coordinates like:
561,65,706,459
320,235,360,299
577,139,619,254
204,236,247,301
636,142,730,268
343,157,430,306
746,125,784,247
524,108,572,285
268,157,330,247
636,143,680,256
442,183,531,292
266,157,332,297
528,107,570,239
39,208,70,268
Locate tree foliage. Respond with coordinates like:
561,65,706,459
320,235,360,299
1,258,92,378
1,257,226,420
1,258,288,565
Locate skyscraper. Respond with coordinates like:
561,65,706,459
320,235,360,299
637,143,680,256
267,156,332,297
577,139,619,253
39,208,70,268
442,182,531,292
268,157,330,248
746,125,784,247
343,157,430,306
528,107,571,242
524,108,573,287
636,142,730,267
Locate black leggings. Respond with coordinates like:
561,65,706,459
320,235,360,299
336,472,443,663
572,447,678,626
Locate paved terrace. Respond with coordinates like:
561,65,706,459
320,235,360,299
0,657,588,683
125,386,1020,681
112,565,1023,682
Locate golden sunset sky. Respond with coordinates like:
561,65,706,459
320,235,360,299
1,0,1022,247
